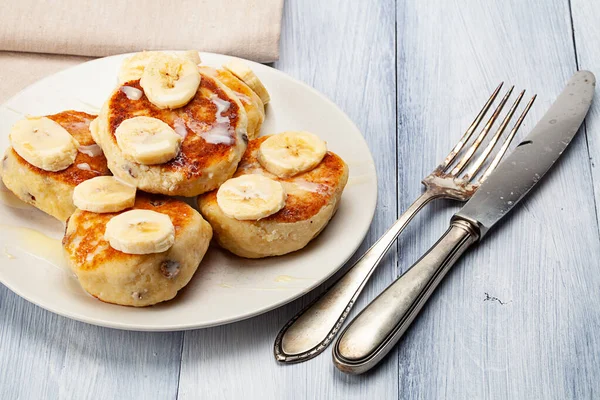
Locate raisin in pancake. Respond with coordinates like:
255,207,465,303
198,136,349,258
200,66,265,139
63,194,212,307
92,71,248,197
0,111,110,221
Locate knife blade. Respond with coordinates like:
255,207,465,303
456,70,595,236
332,70,595,374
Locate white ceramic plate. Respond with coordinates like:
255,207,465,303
0,52,377,331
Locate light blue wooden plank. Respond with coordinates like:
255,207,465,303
395,1,600,399
178,0,399,398
398,1,600,399
572,0,600,237
569,4,600,396
0,286,183,399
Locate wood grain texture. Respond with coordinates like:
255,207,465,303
395,0,600,399
177,0,399,399
571,0,600,235
2,1,600,399
0,286,183,399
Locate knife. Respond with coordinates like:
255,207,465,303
332,70,596,374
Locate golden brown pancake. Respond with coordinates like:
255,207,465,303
63,193,212,307
0,110,110,221
200,66,265,139
92,71,248,197
198,136,349,258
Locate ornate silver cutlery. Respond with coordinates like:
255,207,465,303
275,82,537,363
332,71,595,374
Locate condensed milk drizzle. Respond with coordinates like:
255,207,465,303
78,144,103,157
233,91,251,103
76,163,102,174
188,95,235,145
173,117,188,139
121,86,143,101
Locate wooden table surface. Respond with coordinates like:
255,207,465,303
2,0,600,399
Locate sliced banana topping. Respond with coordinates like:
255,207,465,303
118,52,154,85
217,175,286,220
181,50,202,65
73,176,136,213
105,209,175,254
258,131,327,178
140,53,201,109
118,50,201,85
115,116,182,165
223,60,270,105
10,117,79,172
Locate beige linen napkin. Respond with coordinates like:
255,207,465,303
0,0,284,102
0,52,91,103
0,0,283,61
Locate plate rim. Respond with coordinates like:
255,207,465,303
0,51,378,331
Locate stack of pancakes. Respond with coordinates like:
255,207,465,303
0,51,348,307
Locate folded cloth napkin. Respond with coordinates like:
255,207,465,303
0,0,284,102
0,52,91,103
0,0,284,62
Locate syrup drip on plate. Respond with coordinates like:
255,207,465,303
0,224,67,271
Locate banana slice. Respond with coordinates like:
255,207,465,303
118,50,201,85
118,51,155,85
105,209,175,254
9,117,79,172
217,175,286,220
223,60,270,105
181,50,202,65
140,53,201,109
258,131,327,178
115,116,182,165
73,176,136,213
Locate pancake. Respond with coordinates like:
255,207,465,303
0,111,110,221
92,70,249,197
198,136,349,258
63,193,212,307
200,66,265,139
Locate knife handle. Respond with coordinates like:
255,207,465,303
332,218,479,374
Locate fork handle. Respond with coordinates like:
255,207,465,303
332,218,479,374
274,191,439,363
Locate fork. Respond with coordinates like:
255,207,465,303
274,83,536,363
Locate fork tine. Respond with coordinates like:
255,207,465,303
440,82,504,169
449,86,514,175
463,90,525,181
479,94,537,183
